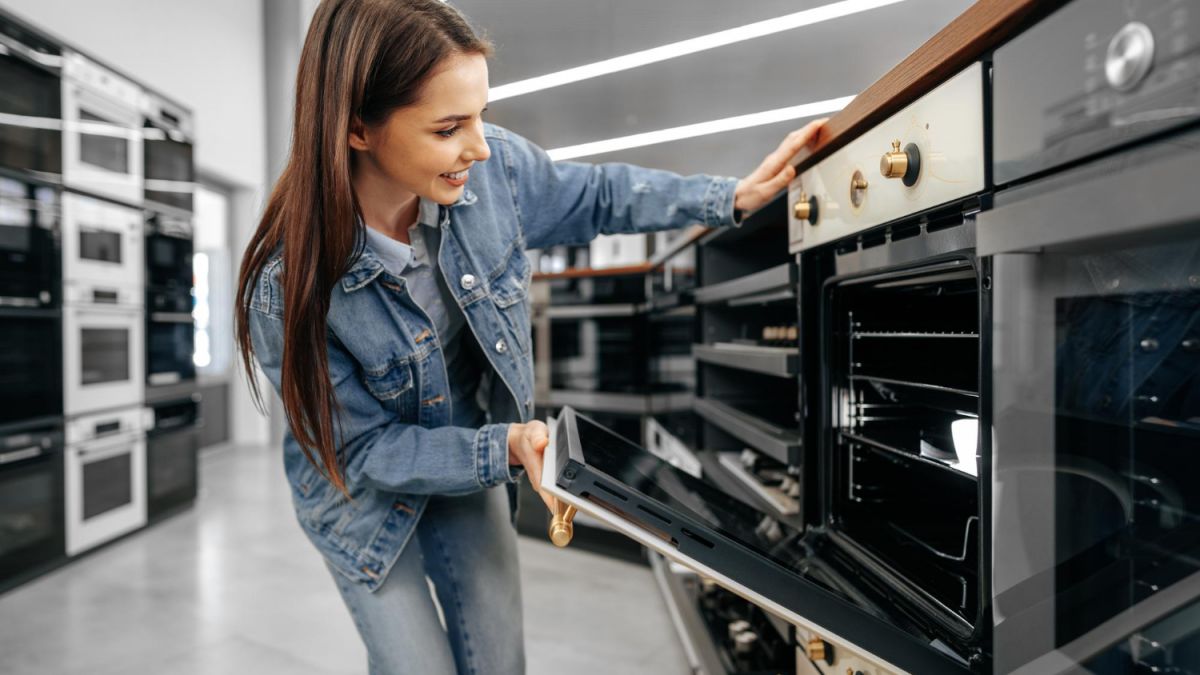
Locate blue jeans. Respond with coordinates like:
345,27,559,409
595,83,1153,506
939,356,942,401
326,485,524,675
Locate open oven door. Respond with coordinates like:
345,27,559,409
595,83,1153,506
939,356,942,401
542,406,974,674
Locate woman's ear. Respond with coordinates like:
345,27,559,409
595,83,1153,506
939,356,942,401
348,117,370,152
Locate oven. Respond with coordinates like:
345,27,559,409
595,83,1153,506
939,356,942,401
61,190,142,292
145,211,194,388
0,423,64,588
146,394,200,520
0,175,58,308
0,18,61,180
64,406,147,556
141,91,193,214
63,291,144,416
0,309,61,427
61,51,142,205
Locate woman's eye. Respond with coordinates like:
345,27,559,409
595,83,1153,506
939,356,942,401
436,126,460,138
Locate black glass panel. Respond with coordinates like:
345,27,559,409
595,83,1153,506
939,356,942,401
0,469,53,556
79,109,129,174
82,452,132,520
147,320,194,383
0,52,62,175
0,314,60,422
80,327,129,385
144,136,194,212
148,433,195,500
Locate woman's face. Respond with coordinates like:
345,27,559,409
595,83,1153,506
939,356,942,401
350,52,492,206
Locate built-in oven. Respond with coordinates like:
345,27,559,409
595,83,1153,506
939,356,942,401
141,91,193,215
0,309,61,427
63,290,144,416
145,211,194,388
0,175,58,309
0,17,62,181
61,51,142,205
982,126,1200,675
61,190,142,292
64,405,147,556
146,394,200,520
0,423,64,589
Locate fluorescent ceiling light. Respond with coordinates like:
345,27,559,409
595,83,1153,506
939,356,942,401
489,0,905,101
546,95,853,161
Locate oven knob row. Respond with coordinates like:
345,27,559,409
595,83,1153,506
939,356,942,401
880,139,922,186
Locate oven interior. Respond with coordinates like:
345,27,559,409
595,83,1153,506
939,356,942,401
827,260,982,630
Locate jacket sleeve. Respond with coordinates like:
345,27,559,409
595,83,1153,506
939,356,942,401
494,124,741,251
247,306,515,495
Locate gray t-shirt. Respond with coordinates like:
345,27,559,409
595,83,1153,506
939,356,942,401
362,199,485,428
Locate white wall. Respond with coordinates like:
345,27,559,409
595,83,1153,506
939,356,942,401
1,0,271,446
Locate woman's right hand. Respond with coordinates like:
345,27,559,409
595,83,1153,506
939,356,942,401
508,421,556,511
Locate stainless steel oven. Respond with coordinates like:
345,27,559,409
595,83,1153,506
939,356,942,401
981,127,1200,675
63,289,144,416
0,423,64,588
0,175,58,309
141,91,193,214
146,395,200,520
61,51,142,205
61,191,142,293
64,406,147,556
0,309,61,427
0,18,62,181
145,211,194,388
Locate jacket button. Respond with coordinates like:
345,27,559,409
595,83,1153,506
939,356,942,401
495,339,508,354
460,274,476,290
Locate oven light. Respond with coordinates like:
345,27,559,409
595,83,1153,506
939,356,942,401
951,418,978,468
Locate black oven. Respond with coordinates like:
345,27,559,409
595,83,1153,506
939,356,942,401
142,91,193,214
145,210,194,388
981,126,1200,675
146,395,200,520
0,18,61,181
0,423,64,590
0,309,62,427
0,175,58,309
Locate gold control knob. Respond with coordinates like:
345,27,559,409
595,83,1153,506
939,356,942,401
548,498,577,547
793,196,811,222
849,170,869,208
807,636,833,664
880,140,908,179
851,174,869,191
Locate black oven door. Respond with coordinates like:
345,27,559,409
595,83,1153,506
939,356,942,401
981,132,1200,674
143,127,194,213
146,312,195,387
0,310,61,425
0,176,57,308
146,398,199,519
0,27,61,180
546,407,973,674
0,425,64,588
145,228,193,292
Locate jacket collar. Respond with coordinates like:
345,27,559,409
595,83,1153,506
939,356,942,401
340,188,476,293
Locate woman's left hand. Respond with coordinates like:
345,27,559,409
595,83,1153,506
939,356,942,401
733,118,827,216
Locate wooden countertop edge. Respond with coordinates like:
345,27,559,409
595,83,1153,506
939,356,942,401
789,0,1044,174
532,262,656,281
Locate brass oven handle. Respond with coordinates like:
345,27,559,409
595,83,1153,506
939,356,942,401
548,498,578,547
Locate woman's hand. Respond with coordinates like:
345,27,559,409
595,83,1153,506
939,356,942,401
733,118,827,216
508,421,556,511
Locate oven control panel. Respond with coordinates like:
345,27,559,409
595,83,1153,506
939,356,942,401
788,62,985,253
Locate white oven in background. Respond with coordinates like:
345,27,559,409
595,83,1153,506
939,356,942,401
61,191,142,292
63,292,144,416
64,406,148,555
61,51,143,205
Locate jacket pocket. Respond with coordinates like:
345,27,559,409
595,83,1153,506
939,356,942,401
360,356,417,418
490,246,532,354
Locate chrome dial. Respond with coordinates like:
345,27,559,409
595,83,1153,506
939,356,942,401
1105,22,1155,92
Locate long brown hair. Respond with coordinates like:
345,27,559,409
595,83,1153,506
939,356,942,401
235,0,492,494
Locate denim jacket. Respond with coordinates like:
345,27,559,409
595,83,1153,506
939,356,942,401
247,122,740,590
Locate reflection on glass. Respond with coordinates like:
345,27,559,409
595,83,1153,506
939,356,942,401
78,109,129,174
79,228,121,264
80,328,129,385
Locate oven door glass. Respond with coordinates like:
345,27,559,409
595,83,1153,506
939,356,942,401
146,232,192,291
147,428,197,517
65,431,145,555
0,312,61,424
61,193,141,290
992,236,1200,673
0,46,61,178
546,407,974,674
143,132,194,213
0,177,57,308
0,431,64,582
147,315,195,386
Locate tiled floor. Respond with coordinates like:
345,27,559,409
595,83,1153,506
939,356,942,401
0,443,690,675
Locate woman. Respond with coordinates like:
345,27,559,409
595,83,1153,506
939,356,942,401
235,0,824,672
